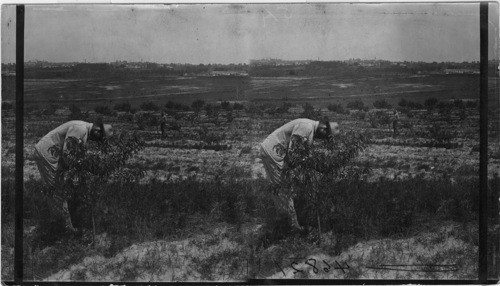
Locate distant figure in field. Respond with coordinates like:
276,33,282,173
34,120,113,231
160,111,168,138
259,118,339,231
393,110,400,136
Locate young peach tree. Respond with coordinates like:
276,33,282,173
276,130,370,244
49,132,144,241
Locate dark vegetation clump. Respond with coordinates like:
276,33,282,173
373,99,392,109
165,100,191,111
114,102,132,112
233,103,245,110
140,101,160,111
301,103,322,120
2,102,13,111
136,112,159,130
327,103,349,115
424,97,438,109
220,101,233,111
346,99,365,110
94,105,115,117
191,100,205,112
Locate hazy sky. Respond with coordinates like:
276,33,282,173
1,3,499,64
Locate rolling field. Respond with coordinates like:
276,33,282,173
1,73,490,108
1,73,499,281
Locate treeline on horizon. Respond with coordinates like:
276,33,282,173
2,60,498,79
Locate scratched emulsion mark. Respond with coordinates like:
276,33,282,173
365,264,459,272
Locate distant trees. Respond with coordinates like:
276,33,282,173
301,103,322,120
114,102,132,112
327,103,349,115
140,101,160,111
2,102,13,111
347,100,365,110
373,99,392,109
424,98,438,109
165,101,190,111
220,101,233,111
191,100,205,112
94,105,115,116
233,103,245,110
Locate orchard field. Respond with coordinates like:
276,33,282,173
1,72,499,281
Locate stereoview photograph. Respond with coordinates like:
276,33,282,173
1,2,499,282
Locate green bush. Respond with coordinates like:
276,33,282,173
424,97,438,109
165,101,190,111
136,113,160,130
94,105,115,116
347,100,365,110
68,104,89,121
114,102,132,112
301,103,322,120
233,103,245,110
2,102,13,111
407,101,424,109
191,100,205,112
373,99,392,109
41,132,144,241
221,101,233,111
140,101,160,111
327,103,348,115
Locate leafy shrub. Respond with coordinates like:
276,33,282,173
373,99,392,109
369,111,392,129
327,103,348,115
276,131,370,242
40,104,58,116
425,97,438,109
191,100,205,112
453,99,465,109
2,102,13,111
226,111,234,123
69,104,81,114
239,146,252,155
165,101,190,111
67,104,89,121
356,111,367,120
458,109,468,120
301,103,322,120
94,105,115,116
49,132,144,238
233,103,245,110
114,102,132,112
347,100,365,110
276,102,292,114
117,112,134,122
398,99,408,108
245,104,264,116
427,123,456,144
140,101,160,111
407,101,424,109
466,100,478,109
136,112,159,130
438,102,454,117
221,101,233,111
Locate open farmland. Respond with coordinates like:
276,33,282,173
1,72,499,282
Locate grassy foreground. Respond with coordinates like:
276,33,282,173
2,171,498,281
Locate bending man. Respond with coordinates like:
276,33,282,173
34,120,113,231
260,118,339,231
